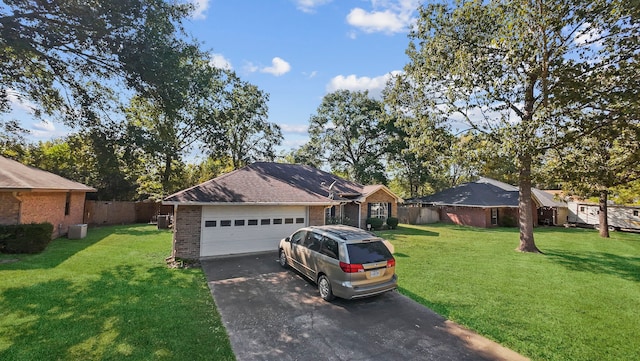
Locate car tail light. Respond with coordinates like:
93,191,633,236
387,258,395,268
340,261,365,273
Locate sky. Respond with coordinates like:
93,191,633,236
8,0,421,154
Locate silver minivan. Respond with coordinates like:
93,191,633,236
278,225,397,301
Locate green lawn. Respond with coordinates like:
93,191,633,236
379,224,640,361
0,224,234,361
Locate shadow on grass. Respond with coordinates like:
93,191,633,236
545,250,640,282
379,225,439,241
0,264,232,361
0,224,160,271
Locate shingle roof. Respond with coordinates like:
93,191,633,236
0,156,96,192
164,162,381,205
406,177,566,208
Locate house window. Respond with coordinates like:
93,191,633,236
205,220,217,227
491,209,498,225
369,203,388,219
65,192,71,216
579,206,586,213
248,219,258,226
634,210,639,217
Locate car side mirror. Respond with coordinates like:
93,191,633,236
285,237,290,243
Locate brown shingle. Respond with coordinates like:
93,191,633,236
0,156,96,192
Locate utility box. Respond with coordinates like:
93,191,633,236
68,224,88,239
157,215,170,229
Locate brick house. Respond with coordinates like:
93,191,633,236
0,156,96,238
163,162,400,260
405,178,564,228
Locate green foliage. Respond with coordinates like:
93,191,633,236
499,215,518,228
0,223,53,254
308,89,390,184
326,216,351,225
386,217,399,229
366,217,384,230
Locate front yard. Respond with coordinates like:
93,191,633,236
0,225,234,361
380,224,640,361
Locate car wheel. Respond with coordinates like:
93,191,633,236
318,275,334,301
279,250,288,268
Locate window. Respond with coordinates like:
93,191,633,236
580,206,586,213
221,220,231,227
273,218,283,225
261,219,271,225
235,220,245,226
248,219,258,226
291,230,306,244
491,208,498,225
634,210,639,217
205,220,217,227
319,237,339,259
284,218,294,224
302,232,322,251
64,192,71,216
296,217,305,224
369,203,388,219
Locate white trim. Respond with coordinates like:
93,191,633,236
163,201,340,206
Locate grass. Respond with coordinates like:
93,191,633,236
0,224,234,361
379,224,640,361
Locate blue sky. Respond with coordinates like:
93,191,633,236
9,0,420,153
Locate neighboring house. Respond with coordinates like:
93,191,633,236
0,156,96,238
163,162,400,260
405,177,566,228
567,201,640,231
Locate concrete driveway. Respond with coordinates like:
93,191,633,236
202,252,528,361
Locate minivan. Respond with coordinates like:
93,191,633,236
278,225,397,301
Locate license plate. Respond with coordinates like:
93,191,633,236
370,270,381,277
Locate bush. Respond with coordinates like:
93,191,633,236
500,215,518,227
366,217,384,231
0,223,54,254
386,217,399,229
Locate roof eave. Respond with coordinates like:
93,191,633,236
162,201,341,206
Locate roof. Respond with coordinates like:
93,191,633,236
0,156,96,192
406,177,567,208
163,162,400,205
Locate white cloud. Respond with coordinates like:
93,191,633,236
346,0,419,34
280,123,308,134
30,120,70,139
190,0,210,20
303,70,318,79
209,53,233,70
326,71,401,98
574,22,603,47
260,57,291,76
294,0,332,13
6,89,36,112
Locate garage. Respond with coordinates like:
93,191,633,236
200,205,307,257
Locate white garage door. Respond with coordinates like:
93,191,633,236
200,205,307,257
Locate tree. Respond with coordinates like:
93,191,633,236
308,90,391,184
402,0,639,252
1,0,197,124
204,72,282,170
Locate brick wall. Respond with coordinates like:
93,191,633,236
308,206,326,226
361,189,398,228
0,193,20,224
18,191,86,238
172,205,202,260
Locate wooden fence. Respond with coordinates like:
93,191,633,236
398,206,440,225
83,201,173,226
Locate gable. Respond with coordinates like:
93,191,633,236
0,156,95,192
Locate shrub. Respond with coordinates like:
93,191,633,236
366,217,384,230
500,215,518,227
386,217,399,229
0,223,54,254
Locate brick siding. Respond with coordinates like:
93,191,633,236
172,205,202,260
361,189,398,228
0,193,20,225
308,206,326,226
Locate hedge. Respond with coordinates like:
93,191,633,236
0,223,54,254
386,217,399,229
366,217,384,230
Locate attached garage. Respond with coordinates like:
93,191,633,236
200,205,307,257
164,162,400,261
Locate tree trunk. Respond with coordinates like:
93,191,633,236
598,190,610,238
516,155,542,253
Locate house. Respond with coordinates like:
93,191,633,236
404,177,566,228
0,156,96,238
567,201,640,231
163,162,401,260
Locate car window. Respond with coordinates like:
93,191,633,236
346,241,392,264
291,230,306,244
319,237,339,259
301,232,322,251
